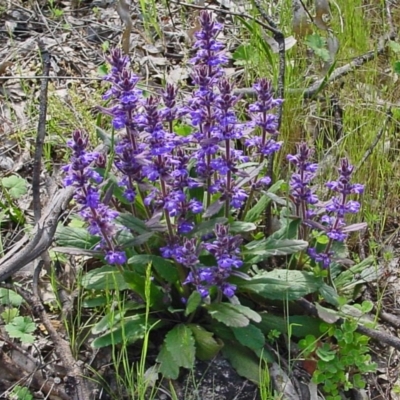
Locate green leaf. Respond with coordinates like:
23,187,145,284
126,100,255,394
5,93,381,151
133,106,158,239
0,288,24,306
268,210,301,240
1,308,19,324
56,226,99,249
244,238,308,261
236,16,273,66
314,47,331,62
389,41,400,53
319,283,340,306
5,316,36,343
232,324,265,350
232,43,252,62
92,309,126,335
222,341,261,383
361,300,373,314
316,343,336,362
174,123,192,137
185,291,202,316
97,63,109,76
188,324,223,360
82,266,129,291
394,61,400,74
244,195,270,222
305,34,331,61
91,315,148,348
244,180,284,222
203,200,224,218
127,255,179,284
122,232,154,247
207,303,249,327
1,176,28,198
315,304,340,324
257,313,321,338
117,213,152,234
233,304,262,323
237,270,322,301
189,217,227,237
306,33,326,49
229,221,256,233
123,271,166,309
207,303,260,327
82,296,109,308
11,386,33,400
165,324,196,369
157,343,180,379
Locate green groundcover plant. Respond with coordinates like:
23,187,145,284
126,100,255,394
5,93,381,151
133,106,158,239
58,11,369,388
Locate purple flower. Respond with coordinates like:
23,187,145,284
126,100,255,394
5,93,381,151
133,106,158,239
63,130,126,266
308,248,332,269
105,250,127,265
308,158,364,269
190,12,229,68
165,224,242,298
100,51,142,130
287,143,320,226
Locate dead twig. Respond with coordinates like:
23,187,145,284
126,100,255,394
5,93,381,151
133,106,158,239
354,109,392,174
234,32,396,99
2,276,92,399
32,43,51,223
297,297,400,351
0,348,71,400
0,186,74,282
250,0,285,236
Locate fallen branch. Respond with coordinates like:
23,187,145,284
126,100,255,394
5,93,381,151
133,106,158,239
235,31,396,99
32,43,51,222
297,297,400,351
2,274,92,400
0,186,74,282
0,348,70,400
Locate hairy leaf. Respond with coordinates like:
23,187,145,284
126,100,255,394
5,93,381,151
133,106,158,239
222,341,261,383
229,221,256,233
232,324,265,350
157,343,180,379
237,270,322,301
185,291,202,316
127,255,179,283
82,266,129,291
257,312,321,337
91,315,149,348
165,324,196,369
207,303,250,327
188,324,223,360
1,176,28,199
56,226,100,249
244,239,308,262
5,316,36,343
0,288,24,307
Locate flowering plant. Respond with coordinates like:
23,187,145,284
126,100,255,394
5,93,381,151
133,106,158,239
58,11,366,381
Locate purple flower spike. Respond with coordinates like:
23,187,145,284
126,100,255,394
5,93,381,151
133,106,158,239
287,143,319,215
308,157,364,269
166,224,242,298
63,130,126,266
191,11,229,68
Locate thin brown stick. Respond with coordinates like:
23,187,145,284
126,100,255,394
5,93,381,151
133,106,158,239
354,109,392,174
0,186,74,282
297,297,400,351
250,0,285,236
2,277,92,400
170,0,282,36
32,43,51,222
0,348,71,400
